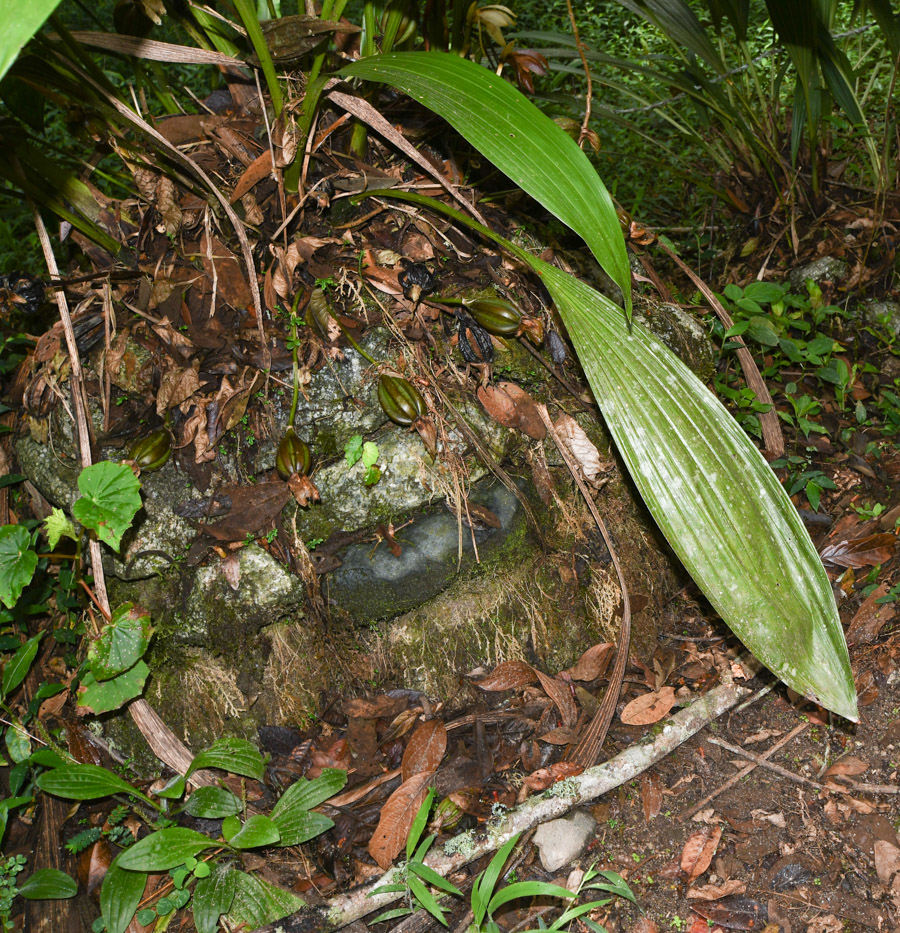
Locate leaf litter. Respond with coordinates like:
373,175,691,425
5,51,900,933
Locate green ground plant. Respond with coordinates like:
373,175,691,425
35,740,346,933
517,0,900,209
371,789,635,930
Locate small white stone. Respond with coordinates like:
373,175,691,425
532,810,597,872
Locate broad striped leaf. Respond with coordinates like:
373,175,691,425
361,186,857,722
341,52,632,320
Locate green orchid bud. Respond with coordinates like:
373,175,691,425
128,428,172,473
465,296,523,336
378,375,426,427
276,427,312,480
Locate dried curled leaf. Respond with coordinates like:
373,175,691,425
680,825,723,883
554,413,609,480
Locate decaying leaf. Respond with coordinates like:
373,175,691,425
824,755,868,778
686,879,746,900
846,585,897,646
155,175,183,236
535,669,577,726
554,412,610,480
476,383,546,439
819,533,897,568
368,771,434,870
401,720,447,782
621,686,677,725
564,642,614,681
680,825,722,883
475,659,537,691
641,771,663,822
343,695,407,719
874,840,900,885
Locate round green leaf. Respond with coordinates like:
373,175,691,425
72,462,142,553
0,525,38,610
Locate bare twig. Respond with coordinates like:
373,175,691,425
564,0,593,147
705,735,824,791
537,404,629,769
325,84,488,226
678,720,809,821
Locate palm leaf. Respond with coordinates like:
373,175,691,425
343,50,857,720
342,52,632,320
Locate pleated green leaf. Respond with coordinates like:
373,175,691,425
535,262,858,721
341,52,632,320
359,182,856,721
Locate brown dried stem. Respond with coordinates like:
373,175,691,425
537,404,630,768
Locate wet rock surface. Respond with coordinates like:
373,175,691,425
16,294,710,761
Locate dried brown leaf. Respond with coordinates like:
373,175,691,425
475,660,537,691
846,585,897,646
343,695,408,720
553,412,610,480
820,533,897,569
288,473,320,507
155,176,183,236
401,720,447,782
628,920,659,933
621,686,677,726
368,771,434,870
565,642,614,681
497,382,547,439
824,755,868,778
680,825,722,883
535,669,577,726
476,384,546,440
641,772,663,822
230,150,273,203
687,879,746,900
537,726,579,745
874,840,900,885
156,363,201,416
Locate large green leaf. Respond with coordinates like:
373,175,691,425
88,604,152,680
1,632,43,700
0,525,37,610
100,860,146,933
0,0,62,82
36,763,153,805
361,186,857,722
72,462,142,553
535,261,857,721
225,871,305,929
186,737,266,781
17,868,78,900
193,863,238,933
116,828,214,871
76,661,149,715
341,52,632,320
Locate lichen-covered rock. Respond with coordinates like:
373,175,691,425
633,301,716,382
789,257,849,291
296,392,513,543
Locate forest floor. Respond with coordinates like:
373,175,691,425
3,82,900,933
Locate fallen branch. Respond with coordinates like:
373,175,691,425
255,677,751,933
